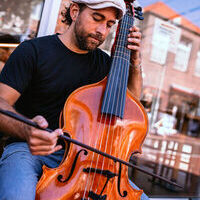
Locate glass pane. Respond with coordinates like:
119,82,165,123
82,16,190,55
195,51,200,77
130,2,200,199
0,0,44,72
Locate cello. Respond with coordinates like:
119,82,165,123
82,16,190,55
35,0,148,199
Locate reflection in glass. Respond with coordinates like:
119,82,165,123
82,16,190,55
0,0,44,42
0,0,44,72
127,2,200,198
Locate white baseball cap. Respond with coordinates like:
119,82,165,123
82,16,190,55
72,0,126,19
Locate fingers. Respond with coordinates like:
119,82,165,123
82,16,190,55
29,129,63,155
32,115,48,128
129,26,141,38
31,145,63,156
127,26,142,66
127,26,142,51
30,127,62,143
28,116,63,155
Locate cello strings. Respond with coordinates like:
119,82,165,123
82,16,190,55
91,14,129,195
82,79,118,197
81,37,125,197
82,26,124,197
103,57,126,195
82,93,111,198
81,49,125,198
108,13,133,167
106,30,130,196
104,13,134,196
98,13,132,194
108,13,134,195
88,50,123,196
108,16,132,176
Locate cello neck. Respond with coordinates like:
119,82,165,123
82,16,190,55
101,4,134,119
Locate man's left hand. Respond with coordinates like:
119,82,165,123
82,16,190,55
127,26,142,67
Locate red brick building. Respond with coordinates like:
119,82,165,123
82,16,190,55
139,2,200,132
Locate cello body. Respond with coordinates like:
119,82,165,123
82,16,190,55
36,78,148,199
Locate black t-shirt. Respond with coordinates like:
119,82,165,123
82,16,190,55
0,34,111,130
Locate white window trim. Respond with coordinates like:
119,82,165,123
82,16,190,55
174,42,192,72
194,51,200,77
37,0,62,37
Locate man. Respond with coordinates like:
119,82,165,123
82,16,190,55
0,0,148,199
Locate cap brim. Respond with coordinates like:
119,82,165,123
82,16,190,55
87,3,124,19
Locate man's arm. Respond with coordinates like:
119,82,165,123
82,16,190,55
127,26,143,100
0,83,24,138
128,63,143,100
0,83,63,155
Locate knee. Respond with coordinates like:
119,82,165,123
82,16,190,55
0,165,37,200
0,148,38,200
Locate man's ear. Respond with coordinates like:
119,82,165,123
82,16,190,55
70,3,80,21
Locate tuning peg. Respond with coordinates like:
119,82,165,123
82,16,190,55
134,6,144,20
135,10,143,16
134,6,142,12
135,15,144,20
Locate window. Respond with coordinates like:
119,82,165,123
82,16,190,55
194,51,200,77
0,1,44,42
0,0,44,72
150,19,171,65
150,31,170,65
174,39,192,72
150,18,181,65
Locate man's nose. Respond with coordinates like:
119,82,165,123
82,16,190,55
96,24,107,36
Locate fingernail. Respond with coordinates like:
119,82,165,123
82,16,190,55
42,121,47,126
59,129,63,135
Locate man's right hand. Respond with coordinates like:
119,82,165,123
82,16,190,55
26,115,63,156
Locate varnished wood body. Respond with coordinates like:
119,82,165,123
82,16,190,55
36,78,148,200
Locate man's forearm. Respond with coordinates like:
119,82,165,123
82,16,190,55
0,97,29,140
128,65,143,100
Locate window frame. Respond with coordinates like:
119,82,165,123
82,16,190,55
37,0,62,37
173,39,192,72
194,51,200,77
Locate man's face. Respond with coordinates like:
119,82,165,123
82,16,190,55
74,7,117,51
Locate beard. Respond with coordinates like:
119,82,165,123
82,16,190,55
74,18,104,51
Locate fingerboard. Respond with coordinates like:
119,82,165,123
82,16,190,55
101,11,134,119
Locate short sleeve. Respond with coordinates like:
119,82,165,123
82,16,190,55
0,41,37,94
